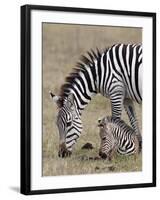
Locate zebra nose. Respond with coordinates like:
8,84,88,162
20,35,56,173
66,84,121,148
58,149,72,158
99,151,107,159
58,150,65,158
58,142,72,158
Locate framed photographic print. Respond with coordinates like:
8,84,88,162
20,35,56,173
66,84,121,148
21,4,156,195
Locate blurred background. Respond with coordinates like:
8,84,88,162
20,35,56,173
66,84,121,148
42,23,142,176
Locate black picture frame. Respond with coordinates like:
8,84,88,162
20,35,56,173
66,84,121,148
21,4,156,195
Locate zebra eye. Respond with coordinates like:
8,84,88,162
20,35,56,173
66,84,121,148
102,137,106,141
67,121,72,126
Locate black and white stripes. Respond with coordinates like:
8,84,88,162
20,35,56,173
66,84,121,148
98,116,140,159
50,43,142,157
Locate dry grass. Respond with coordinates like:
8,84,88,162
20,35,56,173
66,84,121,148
42,23,142,176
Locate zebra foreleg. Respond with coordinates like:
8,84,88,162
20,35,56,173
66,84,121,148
124,99,142,148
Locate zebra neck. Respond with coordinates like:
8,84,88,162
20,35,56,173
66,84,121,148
61,51,109,113
111,123,121,139
71,87,96,115
68,68,98,113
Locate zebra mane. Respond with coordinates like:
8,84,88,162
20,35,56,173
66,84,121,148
58,47,108,107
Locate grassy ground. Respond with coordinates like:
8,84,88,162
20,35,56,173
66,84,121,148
42,23,142,176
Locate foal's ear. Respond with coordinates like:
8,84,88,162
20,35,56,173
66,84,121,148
98,118,102,124
49,91,63,107
97,118,103,127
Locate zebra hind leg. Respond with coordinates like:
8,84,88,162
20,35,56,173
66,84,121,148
124,99,142,150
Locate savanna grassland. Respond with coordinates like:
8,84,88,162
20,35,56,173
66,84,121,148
42,23,142,176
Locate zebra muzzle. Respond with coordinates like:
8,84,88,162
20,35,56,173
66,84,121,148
58,150,72,158
58,143,72,158
99,151,108,159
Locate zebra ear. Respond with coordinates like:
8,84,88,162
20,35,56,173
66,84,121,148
98,118,103,127
49,91,63,107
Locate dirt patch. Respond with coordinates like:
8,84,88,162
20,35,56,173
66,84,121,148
81,143,94,150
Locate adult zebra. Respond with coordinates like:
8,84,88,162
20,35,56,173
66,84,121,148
50,43,142,157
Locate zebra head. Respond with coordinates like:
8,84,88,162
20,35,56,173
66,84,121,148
98,117,116,160
50,91,83,158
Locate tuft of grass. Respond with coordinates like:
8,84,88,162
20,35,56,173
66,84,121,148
43,146,142,176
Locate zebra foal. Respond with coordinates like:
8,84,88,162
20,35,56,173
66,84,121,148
98,116,141,160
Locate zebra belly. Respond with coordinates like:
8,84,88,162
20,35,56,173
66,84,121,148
117,147,135,155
